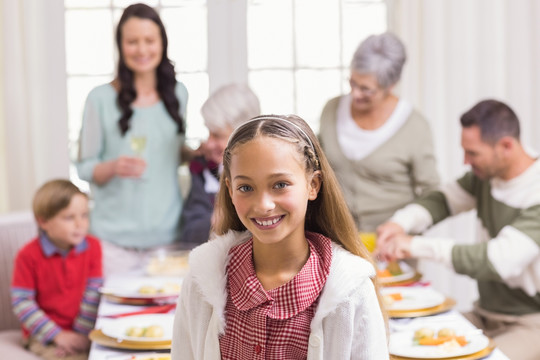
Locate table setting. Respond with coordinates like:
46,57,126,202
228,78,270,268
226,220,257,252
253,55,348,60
88,241,509,360
379,262,509,360
356,231,507,359
88,249,190,359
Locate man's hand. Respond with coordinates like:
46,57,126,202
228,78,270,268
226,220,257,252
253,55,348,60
376,222,405,249
377,234,413,262
53,330,90,356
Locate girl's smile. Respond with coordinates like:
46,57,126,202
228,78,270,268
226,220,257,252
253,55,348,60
252,215,284,229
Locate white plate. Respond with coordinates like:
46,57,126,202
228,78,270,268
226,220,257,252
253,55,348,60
106,353,170,360
389,325,490,358
381,287,446,311
101,314,175,342
377,261,416,284
100,277,183,299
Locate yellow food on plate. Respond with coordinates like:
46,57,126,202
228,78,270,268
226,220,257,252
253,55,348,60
138,285,158,295
437,327,456,338
125,325,164,338
144,325,165,338
413,327,435,341
158,283,181,294
125,326,145,337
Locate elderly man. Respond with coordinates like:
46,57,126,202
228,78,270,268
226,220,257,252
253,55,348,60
377,99,540,360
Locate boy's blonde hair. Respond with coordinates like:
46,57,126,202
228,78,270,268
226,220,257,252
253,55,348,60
33,179,87,222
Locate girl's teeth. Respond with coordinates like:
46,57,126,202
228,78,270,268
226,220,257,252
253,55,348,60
257,217,280,226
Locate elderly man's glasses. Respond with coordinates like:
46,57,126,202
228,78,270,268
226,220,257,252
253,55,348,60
349,78,378,97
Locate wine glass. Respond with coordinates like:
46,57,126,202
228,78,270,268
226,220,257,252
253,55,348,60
129,121,148,180
130,135,147,156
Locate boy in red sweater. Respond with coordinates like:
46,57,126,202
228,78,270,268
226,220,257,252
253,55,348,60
11,179,103,359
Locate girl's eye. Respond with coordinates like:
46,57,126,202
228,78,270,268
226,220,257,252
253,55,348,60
274,182,288,190
238,185,252,193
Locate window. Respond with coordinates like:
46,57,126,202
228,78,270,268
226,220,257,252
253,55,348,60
247,0,387,132
64,0,387,184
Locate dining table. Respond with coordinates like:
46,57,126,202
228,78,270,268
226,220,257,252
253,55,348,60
89,269,178,360
89,271,511,360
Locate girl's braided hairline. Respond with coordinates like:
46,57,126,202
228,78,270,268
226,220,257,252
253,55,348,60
226,115,320,170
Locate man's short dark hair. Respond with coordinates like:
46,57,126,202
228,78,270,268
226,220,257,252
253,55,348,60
460,99,520,144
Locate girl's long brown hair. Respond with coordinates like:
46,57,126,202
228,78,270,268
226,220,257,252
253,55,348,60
213,114,387,324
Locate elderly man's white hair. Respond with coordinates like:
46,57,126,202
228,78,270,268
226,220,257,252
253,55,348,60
201,83,261,133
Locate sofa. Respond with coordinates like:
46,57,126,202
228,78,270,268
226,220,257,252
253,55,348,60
0,211,41,359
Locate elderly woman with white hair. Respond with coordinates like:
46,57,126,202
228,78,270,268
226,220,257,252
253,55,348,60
319,32,439,233
179,83,260,244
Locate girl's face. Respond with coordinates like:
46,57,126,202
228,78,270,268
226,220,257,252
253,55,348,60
226,136,321,246
37,194,89,251
121,17,163,75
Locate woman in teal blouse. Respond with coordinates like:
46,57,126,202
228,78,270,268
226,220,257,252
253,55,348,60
76,3,189,275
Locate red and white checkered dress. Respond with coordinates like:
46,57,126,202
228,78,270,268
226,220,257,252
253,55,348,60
219,232,332,360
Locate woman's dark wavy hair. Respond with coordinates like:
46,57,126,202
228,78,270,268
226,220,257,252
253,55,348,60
115,3,184,136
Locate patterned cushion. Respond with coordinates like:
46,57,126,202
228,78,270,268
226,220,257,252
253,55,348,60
0,212,37,331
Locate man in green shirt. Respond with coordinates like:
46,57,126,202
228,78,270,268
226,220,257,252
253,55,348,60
377,99,540,360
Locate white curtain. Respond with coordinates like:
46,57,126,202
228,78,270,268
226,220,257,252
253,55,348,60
0,0,69,213
388,0,540,310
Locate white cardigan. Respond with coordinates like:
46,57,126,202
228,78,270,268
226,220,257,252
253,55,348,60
171,231,389,360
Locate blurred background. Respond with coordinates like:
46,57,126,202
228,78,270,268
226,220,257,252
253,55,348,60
1,0,539,309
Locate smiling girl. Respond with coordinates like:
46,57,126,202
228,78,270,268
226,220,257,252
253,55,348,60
172,115,388,359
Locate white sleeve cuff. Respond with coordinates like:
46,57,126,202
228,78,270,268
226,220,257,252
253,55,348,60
390,204,433,234
410,236,455,269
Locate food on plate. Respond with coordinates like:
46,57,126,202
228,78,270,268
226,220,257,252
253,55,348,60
144,325,165,338
386,261,403,276
158,282,181,294
377,261,404,278
382,292,403,306
125,326,145,337
437,327,456,338
377,269,392,278
138,283,181,295
138,285,158,295
413,327,435,341
413,327,468,347
125,325,165,338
